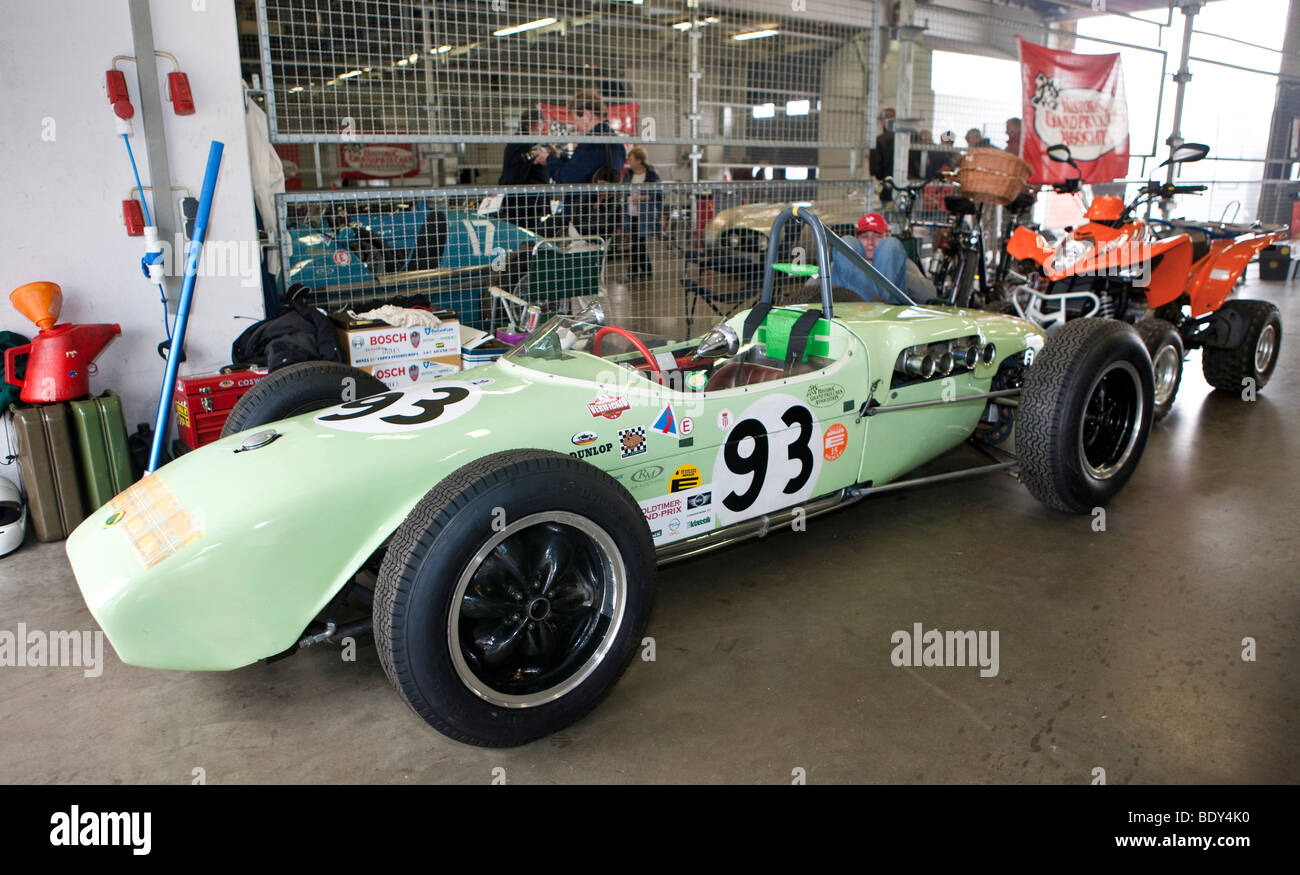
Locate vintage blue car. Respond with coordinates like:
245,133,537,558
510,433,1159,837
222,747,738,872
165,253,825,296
286,202,548,326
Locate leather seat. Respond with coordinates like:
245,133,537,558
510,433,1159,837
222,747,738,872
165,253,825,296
1155,224,1211,263
705,360,785,391
945,194,976,215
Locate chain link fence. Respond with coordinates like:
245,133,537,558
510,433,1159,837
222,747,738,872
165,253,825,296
277,179,872,338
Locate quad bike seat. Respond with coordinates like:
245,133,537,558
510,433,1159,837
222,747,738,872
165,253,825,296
1153,224,1211,263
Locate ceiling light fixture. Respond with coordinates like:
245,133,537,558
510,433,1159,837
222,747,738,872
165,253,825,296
493,17,557,37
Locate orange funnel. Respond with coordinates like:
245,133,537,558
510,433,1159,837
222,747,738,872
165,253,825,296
10,282,63,332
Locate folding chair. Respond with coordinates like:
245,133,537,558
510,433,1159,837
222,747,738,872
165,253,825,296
514,236,607,318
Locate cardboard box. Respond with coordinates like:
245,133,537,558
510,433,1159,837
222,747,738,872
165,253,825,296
362,357,461,390
334,310,461,368
460,324,512,369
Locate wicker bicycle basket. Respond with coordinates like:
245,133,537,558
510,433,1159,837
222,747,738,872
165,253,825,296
957,148,1033,207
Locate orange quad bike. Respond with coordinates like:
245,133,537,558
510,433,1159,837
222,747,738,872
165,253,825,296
1005,143,1287,420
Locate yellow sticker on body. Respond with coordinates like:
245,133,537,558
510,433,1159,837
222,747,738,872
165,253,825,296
106,474,203,569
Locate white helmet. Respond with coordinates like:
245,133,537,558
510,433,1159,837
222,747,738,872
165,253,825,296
0,478,27,557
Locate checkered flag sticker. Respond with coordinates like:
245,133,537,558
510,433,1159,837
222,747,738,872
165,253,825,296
618,426,647,458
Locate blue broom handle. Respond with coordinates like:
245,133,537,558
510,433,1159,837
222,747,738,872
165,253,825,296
148,140,224,472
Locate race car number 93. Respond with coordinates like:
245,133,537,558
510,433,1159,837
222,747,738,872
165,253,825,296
314,382,482,433
712,394,823,526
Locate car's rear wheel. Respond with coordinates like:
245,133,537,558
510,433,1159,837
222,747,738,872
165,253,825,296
1202,299,1281,394
374,450,655,747
1017,319,1154,513
1135,317,1183,422
221,361,387,438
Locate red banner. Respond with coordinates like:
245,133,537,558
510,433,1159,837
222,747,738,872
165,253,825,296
337,143,421,179
1019,38,1129,185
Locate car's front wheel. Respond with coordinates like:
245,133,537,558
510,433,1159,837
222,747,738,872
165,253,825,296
1017,318,1154,513
374,450,655,747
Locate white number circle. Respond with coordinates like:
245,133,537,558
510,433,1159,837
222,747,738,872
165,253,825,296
314,381,482,434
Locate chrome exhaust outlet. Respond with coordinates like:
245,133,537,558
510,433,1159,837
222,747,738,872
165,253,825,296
953,345,980,369
981,343,997,366
901,353,936,379
933,351,955,376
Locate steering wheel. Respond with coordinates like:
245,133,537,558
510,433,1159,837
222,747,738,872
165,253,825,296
593,326,661,376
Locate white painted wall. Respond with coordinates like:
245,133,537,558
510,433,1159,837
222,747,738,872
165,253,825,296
0,0,262,488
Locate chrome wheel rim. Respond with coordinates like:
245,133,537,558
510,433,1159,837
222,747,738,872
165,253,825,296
1078,360,1145,481
1254,324,1276,375
448,511,626,709
1152,344,1180,407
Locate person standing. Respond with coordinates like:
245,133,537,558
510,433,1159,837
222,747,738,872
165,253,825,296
498,108,550,232
927,130,959,177
870,108,896,204
1005,117,1022,155
622,145,661,279
545,90,625,238
965,127,991,150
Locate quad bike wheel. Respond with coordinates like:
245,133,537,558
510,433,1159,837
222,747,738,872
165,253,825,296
1202,300,1282,394
1017,318,1155,513
374,450,655,747
222,361,388,438
1135,318,1184,422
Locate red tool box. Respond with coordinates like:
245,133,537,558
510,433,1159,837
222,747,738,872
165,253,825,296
173,366,268,450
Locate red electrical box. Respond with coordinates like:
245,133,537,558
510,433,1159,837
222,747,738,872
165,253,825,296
167,71,195,115
173,366,268,450
122,199,144,236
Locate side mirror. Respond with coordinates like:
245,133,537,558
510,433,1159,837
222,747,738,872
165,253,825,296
1046,144,1079,169
695,324,739,359
1159,142,1210,166
570,300,605,336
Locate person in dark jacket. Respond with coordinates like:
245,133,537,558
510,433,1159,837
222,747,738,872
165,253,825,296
498,108,550,232
545,90,625,239
869,108,895,203
621,145,661,279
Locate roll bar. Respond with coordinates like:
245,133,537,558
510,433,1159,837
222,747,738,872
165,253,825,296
760,206,916,320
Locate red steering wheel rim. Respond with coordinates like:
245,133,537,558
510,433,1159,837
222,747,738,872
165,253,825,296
593,326,661,374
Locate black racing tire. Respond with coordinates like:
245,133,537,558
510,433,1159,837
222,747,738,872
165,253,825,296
1135,318,1184,422
374,450,656,747
1202,299,1282,394
1017,318,1154,513
221,361,388,438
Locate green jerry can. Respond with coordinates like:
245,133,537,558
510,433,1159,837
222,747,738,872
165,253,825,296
12,403,87,542
68,391,134,511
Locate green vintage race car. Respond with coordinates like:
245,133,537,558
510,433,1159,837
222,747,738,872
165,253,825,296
66,209,1156,747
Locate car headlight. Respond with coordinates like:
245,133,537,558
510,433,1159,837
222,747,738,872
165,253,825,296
1053,238,1094,272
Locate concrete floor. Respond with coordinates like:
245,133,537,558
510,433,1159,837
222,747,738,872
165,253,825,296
2,275,1297,784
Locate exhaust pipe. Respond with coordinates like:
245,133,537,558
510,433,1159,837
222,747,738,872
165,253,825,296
981,343,997,366
933,351,955,376
952,345,979,368
901,353,936,379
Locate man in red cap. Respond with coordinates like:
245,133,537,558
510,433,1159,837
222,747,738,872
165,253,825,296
830,212,908,301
